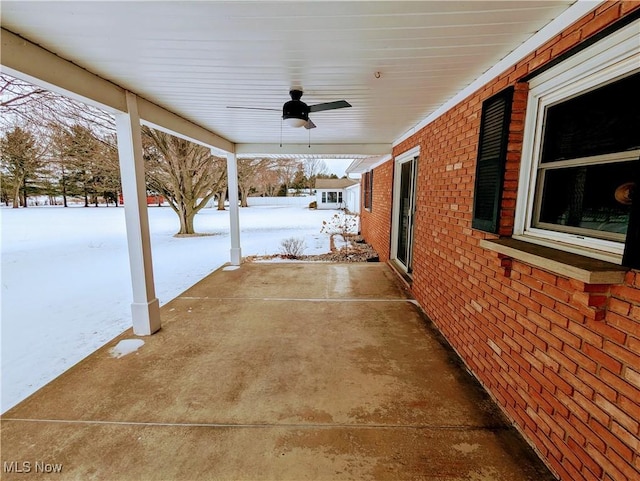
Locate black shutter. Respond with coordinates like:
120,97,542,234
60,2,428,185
472,87,514,233
622,159,640,269
368,169,373,210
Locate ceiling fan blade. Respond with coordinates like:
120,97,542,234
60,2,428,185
226,106,280,111
308,100,351,113
304,119,317,130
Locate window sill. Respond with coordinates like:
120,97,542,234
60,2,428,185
479,238,628,285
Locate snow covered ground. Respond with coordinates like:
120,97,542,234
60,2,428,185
1,204,339,412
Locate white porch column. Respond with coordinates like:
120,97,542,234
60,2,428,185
115,91,161,335
225,152,242,265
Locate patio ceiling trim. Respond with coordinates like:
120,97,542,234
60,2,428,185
392,0,604,147
345,154,393,175
236,143,390,156
0,28,235,154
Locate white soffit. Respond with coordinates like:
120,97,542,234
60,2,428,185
1,1,581,153
393,0,603,146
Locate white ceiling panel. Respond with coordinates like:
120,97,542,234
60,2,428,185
2,1,579,150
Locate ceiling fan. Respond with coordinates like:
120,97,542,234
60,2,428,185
227,88,351,129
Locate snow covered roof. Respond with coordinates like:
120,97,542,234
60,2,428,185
315,178,359,190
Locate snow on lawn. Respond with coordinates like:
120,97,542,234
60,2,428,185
1,205,337,412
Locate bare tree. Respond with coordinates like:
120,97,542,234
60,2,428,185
237,158,272,207
277,158,302,196
1,74,115,134
303,158,328,194
142,127,226,235
252,163,281,197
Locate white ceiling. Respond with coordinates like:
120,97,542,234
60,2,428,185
2,1,578,152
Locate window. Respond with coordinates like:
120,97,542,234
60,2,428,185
321,191,340,203
515,20,640,265
363,171,373,210
533,74,639,243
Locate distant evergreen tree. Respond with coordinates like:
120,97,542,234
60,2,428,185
0,126,42,208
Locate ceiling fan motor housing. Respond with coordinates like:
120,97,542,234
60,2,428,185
282,99,309,121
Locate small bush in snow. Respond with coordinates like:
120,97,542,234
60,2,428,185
320,213,358,238
280,237,306,258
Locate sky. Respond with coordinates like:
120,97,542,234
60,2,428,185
325,158,357,178
1,204,348,412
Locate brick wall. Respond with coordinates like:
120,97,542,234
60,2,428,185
360,160,393,262
361,2,640,481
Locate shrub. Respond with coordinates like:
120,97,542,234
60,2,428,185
320,213,358,238
279,237,306,258
309,201,317,209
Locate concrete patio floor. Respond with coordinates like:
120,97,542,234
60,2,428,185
1,263,555,480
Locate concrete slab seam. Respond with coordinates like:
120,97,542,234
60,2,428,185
2,418,507,431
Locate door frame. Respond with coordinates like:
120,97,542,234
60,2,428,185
391,146,420,274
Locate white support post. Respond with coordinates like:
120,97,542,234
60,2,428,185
115,91,161,335
225,152,242,265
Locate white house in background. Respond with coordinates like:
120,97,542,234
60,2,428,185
344,181,360,214
315,178,359,211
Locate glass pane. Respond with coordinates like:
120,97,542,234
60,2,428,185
397,161,412,265
541,72,640,163
537,160,637,238
327,192,337,203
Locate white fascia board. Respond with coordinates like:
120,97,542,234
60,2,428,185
345,158,365,174
236,143,391,156
392,0,604,147
137,99,234,154
346,154,392,174
1,28,127,113
1,28,234,153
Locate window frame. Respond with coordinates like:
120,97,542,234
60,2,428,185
514,20,640,264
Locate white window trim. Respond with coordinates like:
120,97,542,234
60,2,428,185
514,20,640,264
391,146,420,270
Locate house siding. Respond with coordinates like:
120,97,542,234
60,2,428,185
360,3,640,481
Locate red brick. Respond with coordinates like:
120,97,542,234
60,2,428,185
594,395,640,437
563,344,598,373
606,449,640,481
604,340,640,368
577,369,616,402
531,268,558,286
618,395,640,426
611,421,640,453
541,305,570,327
582,3,623,39
569,437,604,479
568,321,604,348
608,298,631,316
600,368,640,401
611,285,640,304
623,367,640,390
584,343,623,374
